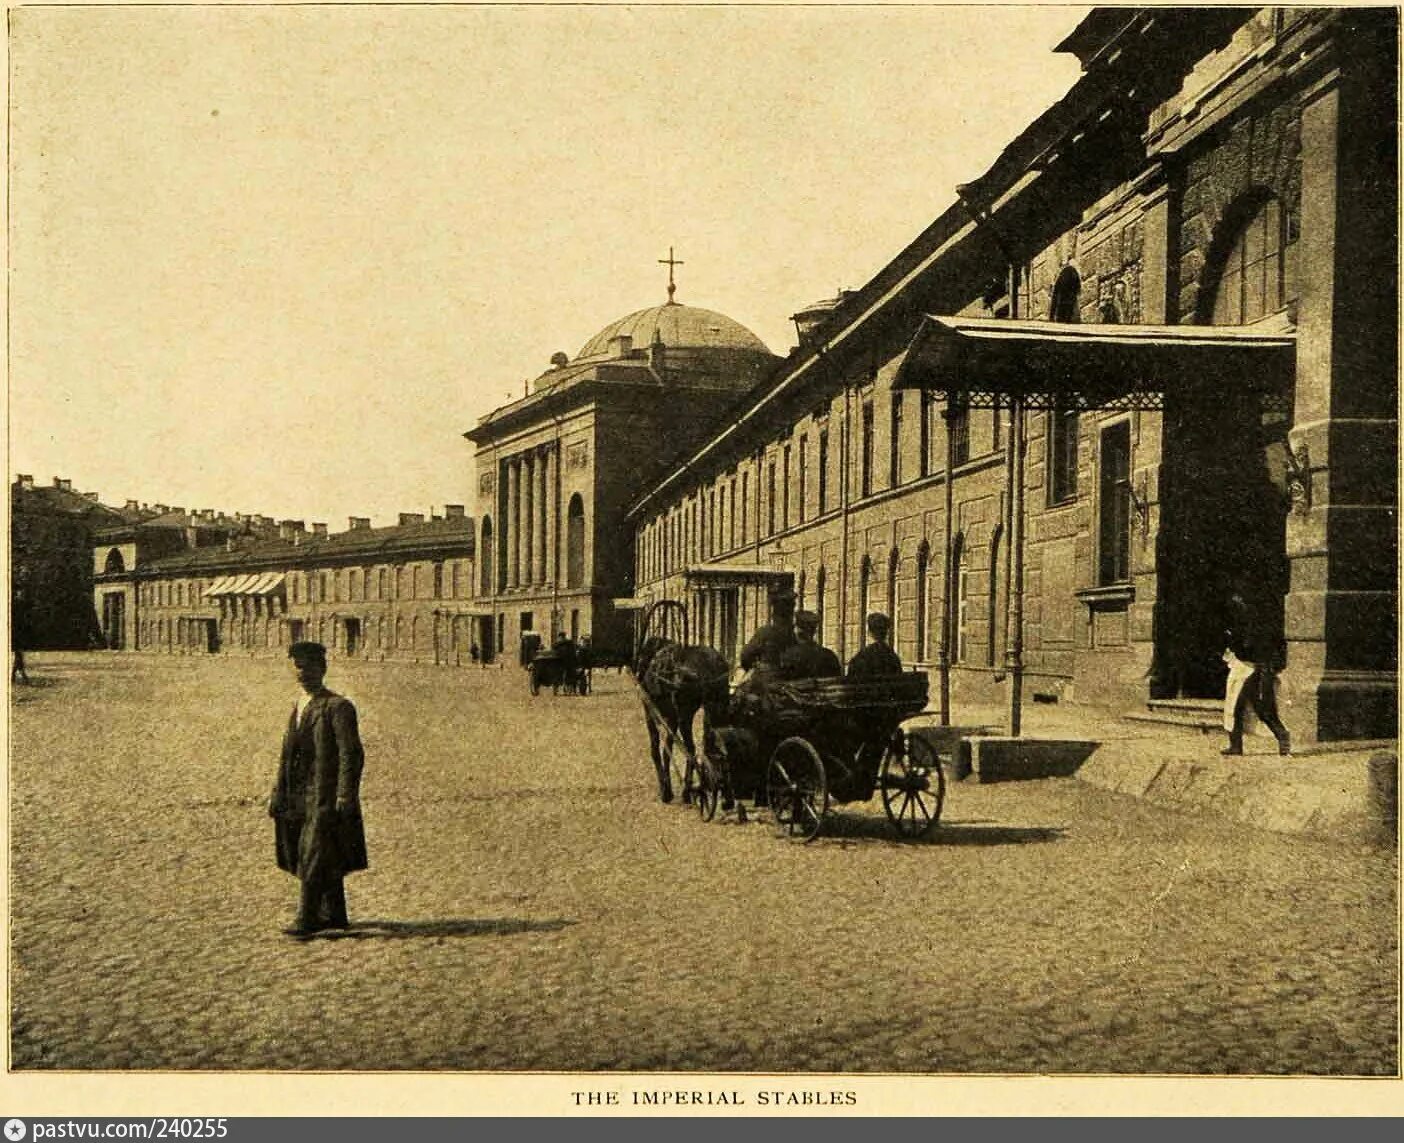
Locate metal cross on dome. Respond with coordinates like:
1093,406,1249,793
658,246,684,304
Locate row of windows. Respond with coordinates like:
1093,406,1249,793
639,190,1295,591
136,559,474,609
141,612,468,653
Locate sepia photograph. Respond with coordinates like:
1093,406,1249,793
6,1,1399,1111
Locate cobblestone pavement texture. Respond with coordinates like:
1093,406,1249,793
9,654,1398,1074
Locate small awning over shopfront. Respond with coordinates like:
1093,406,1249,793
892,311,1297,409
684,563,796,587
204,572,286,597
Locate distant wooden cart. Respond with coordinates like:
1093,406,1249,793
527,648,590,696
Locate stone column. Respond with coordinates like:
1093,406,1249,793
1284,45,1398,742
536,448,549,584
544,445,558,586
507,458,520,589
523,454,536,587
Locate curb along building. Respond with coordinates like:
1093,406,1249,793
92,509,477,662
629,8,1397,745
465,294,780,663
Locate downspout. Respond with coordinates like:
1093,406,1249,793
939,400,954,727
1005,265,1027,737
838,377,852,662
956,184,1027,738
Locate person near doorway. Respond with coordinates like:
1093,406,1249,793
1221,589,1291,757
11,584,31,684
269,641,367,938
847,613,903,679
470,642,481,666
777,610,841,680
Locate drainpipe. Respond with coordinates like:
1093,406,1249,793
956,183,1027,739
938,401,954,727
1005,264,1027,738
838,379,852,662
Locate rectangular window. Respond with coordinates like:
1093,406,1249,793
1050,407,1079,504
817,428,830,513
741,472,749,543
729,479,737,550
949,400,970,468
920,392,933,478
991,397,1003,453
1099,421,1132,585
860,401,874,498
797,435,808,522
782,444,791,529
767,461,777,536
890,393,903,487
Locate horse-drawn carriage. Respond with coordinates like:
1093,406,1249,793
633,600,946,842
528,646,590,696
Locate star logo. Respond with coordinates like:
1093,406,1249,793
5,1120,26,1141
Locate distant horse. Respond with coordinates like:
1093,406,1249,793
632,635,732,805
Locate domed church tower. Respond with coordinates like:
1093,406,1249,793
465,264,778,662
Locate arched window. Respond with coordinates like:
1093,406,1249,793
859,555,872,629
815,567,827,646
886,548,900,635
1050,265,1081,323
1201,191,1296,325
915,542,930,661
952,533,969,664
566,494,586,589
104,548,124,575
412,615,421,651
988,525,1003,667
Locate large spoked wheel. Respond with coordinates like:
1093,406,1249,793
767,737,829,843
879,730,946,839
528,668,541,696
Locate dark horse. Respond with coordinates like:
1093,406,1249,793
632,635,732,805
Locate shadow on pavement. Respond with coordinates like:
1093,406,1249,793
313,918,576,940
821,813,1066,847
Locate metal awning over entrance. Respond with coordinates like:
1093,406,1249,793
684,563,795,587
892,312,1297,409
204,572,286,597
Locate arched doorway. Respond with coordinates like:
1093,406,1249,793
1156,190,1296,699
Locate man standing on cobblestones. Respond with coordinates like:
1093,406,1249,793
269,641,367,938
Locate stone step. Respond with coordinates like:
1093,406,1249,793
1121,709,1222,733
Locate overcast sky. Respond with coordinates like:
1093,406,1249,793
10,4,1086,527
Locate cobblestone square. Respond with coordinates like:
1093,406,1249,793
9,654,1398,1074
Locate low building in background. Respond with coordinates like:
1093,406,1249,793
92,507,478,662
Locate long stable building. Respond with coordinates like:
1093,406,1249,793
627,8,1397,745
93,509,477,662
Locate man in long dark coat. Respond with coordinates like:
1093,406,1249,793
269,641,367,938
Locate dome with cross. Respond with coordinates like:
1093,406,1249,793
575,303,772,361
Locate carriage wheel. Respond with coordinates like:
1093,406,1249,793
695,759,721,821
766,738,828,843
879,731,946,838
528,669,541,696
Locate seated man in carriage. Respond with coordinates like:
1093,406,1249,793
847,612,903,679
738,587,797,680
777,610,841,681
731,587,798,723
